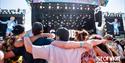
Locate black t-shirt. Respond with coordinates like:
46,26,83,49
33,37,53,45
12,47,32,63
12,37,53,63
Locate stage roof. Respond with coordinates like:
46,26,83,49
26,0,109,6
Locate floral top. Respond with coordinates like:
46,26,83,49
81,49,96,63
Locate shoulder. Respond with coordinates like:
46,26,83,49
36,37,53,41
46,38,54,41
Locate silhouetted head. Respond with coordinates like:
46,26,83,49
55,27,69,41
32,22,43,35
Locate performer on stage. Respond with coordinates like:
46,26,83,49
107,18,120,35
0,16,17,36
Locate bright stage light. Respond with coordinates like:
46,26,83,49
57,6,59,9
40,6,42,9
80,7,83,10
65,6,68,9
43,6,45,9
48,6,51,9
87,7,90,10
73,7,75,10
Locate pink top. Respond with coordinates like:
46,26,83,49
32,45,85,63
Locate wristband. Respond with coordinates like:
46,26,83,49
24,33,29,37
80,42,83,47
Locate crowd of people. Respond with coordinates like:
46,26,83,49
0,19,125,63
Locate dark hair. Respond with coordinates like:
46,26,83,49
75,29,89,41
12,24,24,36
114,40,120,44
97,44,112,56
32,22,43,35
55,27,69,41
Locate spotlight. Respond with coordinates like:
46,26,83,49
48,6,51,9
40,6,42,9
73,7,75,10
43,6,45,9
87,7,90,10
84,8,87,10
65,6,68,9
61,21,63,24
80,7,83,10
57,6,59,9
72,4,75,10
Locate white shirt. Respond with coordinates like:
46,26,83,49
7,20,17,30
112,22,119,29
32,45,85,63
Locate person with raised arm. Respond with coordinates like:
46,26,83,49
0,16,17,36
107,18,120,35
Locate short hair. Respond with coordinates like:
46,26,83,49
55,27,69,41
12,24,24,36
32,22,43,35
